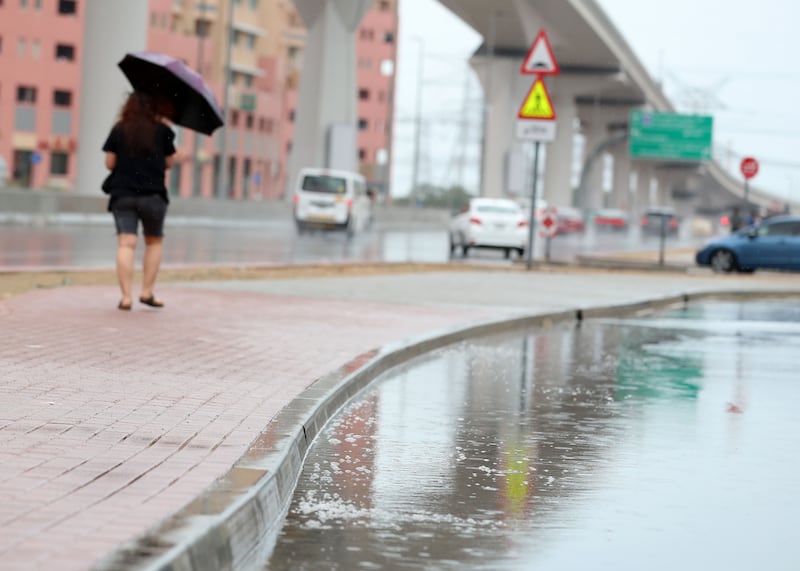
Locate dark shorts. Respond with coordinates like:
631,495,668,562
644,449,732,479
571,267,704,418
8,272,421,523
111,194,168,237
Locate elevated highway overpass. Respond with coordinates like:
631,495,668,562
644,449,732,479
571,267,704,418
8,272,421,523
438,0,797,218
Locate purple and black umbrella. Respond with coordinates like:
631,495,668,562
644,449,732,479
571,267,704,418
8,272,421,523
118,51,224,136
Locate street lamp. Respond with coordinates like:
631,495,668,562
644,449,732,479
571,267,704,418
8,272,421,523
410,36,424,206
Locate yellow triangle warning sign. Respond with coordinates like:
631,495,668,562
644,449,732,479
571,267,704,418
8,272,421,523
518,77,556,120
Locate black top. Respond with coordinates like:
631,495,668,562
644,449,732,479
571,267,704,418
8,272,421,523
102,122,176,206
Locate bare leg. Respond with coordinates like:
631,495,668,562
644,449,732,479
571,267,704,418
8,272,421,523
116,233,137,307
141,235,163,303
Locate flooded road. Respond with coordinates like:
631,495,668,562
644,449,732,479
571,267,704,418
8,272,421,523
263,300,800,570
0,219,700,269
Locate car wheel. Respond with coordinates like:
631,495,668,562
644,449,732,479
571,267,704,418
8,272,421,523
462,244,470,258
516,248,525,258
710,249,737,273
504,248,511,259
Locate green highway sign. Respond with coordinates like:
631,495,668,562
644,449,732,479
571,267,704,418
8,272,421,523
629,111,713,161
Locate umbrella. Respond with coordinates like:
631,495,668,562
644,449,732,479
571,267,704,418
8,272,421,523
118,51,224,136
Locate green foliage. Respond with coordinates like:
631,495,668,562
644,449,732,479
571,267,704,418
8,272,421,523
395,183,473,211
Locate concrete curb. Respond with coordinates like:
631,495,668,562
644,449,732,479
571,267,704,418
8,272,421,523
91,289,800,571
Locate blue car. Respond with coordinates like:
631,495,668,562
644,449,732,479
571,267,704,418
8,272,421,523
695,215,800,273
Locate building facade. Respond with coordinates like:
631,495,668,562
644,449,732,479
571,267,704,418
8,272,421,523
0,0,398,199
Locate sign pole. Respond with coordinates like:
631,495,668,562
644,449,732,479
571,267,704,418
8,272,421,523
526,141,541,270
545,234,552,262
743,179,749,213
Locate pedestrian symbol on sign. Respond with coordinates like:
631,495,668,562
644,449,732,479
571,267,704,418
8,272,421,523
518,78,556,120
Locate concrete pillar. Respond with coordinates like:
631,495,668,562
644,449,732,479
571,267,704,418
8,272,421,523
286,0,371,194
542,90,576,207
632,162,652,216
472,57,531,198
580,125,606,211
75,1,148,195
610,145,631,210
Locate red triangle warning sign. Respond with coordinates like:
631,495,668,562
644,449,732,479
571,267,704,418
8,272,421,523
520,30,559,75
518,77,556,120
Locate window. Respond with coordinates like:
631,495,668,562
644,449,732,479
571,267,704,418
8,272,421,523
230,110,239,127
195,18,211,38
384,32,394,44
264,118,274,134
34,0,41,9
244,74,253,88
245,114,254,130
301,174,347,194
0,36,3,55
55,43,75,61
248,0,257,8
358,148,366,160
53,90,72,106
20,0,27,8
16,85,36,103
288,109,295,122
50,152,68,175
761,222,795,237
31,39,39,59
58,0,76,15
17,37,25,57
358,88,369,100
378,0,390,10
358,118,368,130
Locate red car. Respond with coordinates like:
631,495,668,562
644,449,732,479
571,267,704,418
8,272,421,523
593,208,629,231
554,206,586,234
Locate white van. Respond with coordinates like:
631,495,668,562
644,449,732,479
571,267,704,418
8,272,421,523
292,168,372,235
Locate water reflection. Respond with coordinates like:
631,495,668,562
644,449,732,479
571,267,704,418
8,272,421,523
264,300,800,570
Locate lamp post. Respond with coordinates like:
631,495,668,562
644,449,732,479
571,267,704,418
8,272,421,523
410,36,424,206
477,10,498,198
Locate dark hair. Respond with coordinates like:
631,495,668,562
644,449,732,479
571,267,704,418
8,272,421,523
117,91,159,156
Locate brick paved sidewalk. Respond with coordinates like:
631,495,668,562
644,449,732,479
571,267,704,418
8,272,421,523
0,284,499,571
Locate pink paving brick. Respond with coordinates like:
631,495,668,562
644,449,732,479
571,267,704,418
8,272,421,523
0,283,496,570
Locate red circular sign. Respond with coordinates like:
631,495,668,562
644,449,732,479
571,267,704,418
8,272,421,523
740,157,759,180
541,207,558,237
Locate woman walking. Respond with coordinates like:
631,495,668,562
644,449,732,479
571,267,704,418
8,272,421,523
102,92,177,310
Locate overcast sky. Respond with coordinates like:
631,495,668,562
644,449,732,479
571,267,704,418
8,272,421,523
392,0,799,203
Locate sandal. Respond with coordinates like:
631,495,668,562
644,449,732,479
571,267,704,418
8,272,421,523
139,295,164,308
118,301,132,311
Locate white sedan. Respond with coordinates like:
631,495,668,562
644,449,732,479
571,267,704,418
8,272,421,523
449,198,529,258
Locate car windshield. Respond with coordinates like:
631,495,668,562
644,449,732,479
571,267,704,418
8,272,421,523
475,205,520,215
302,175,347,194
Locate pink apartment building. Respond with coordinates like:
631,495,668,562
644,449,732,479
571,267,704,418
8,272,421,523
0,0,398,200
0,0,84,191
